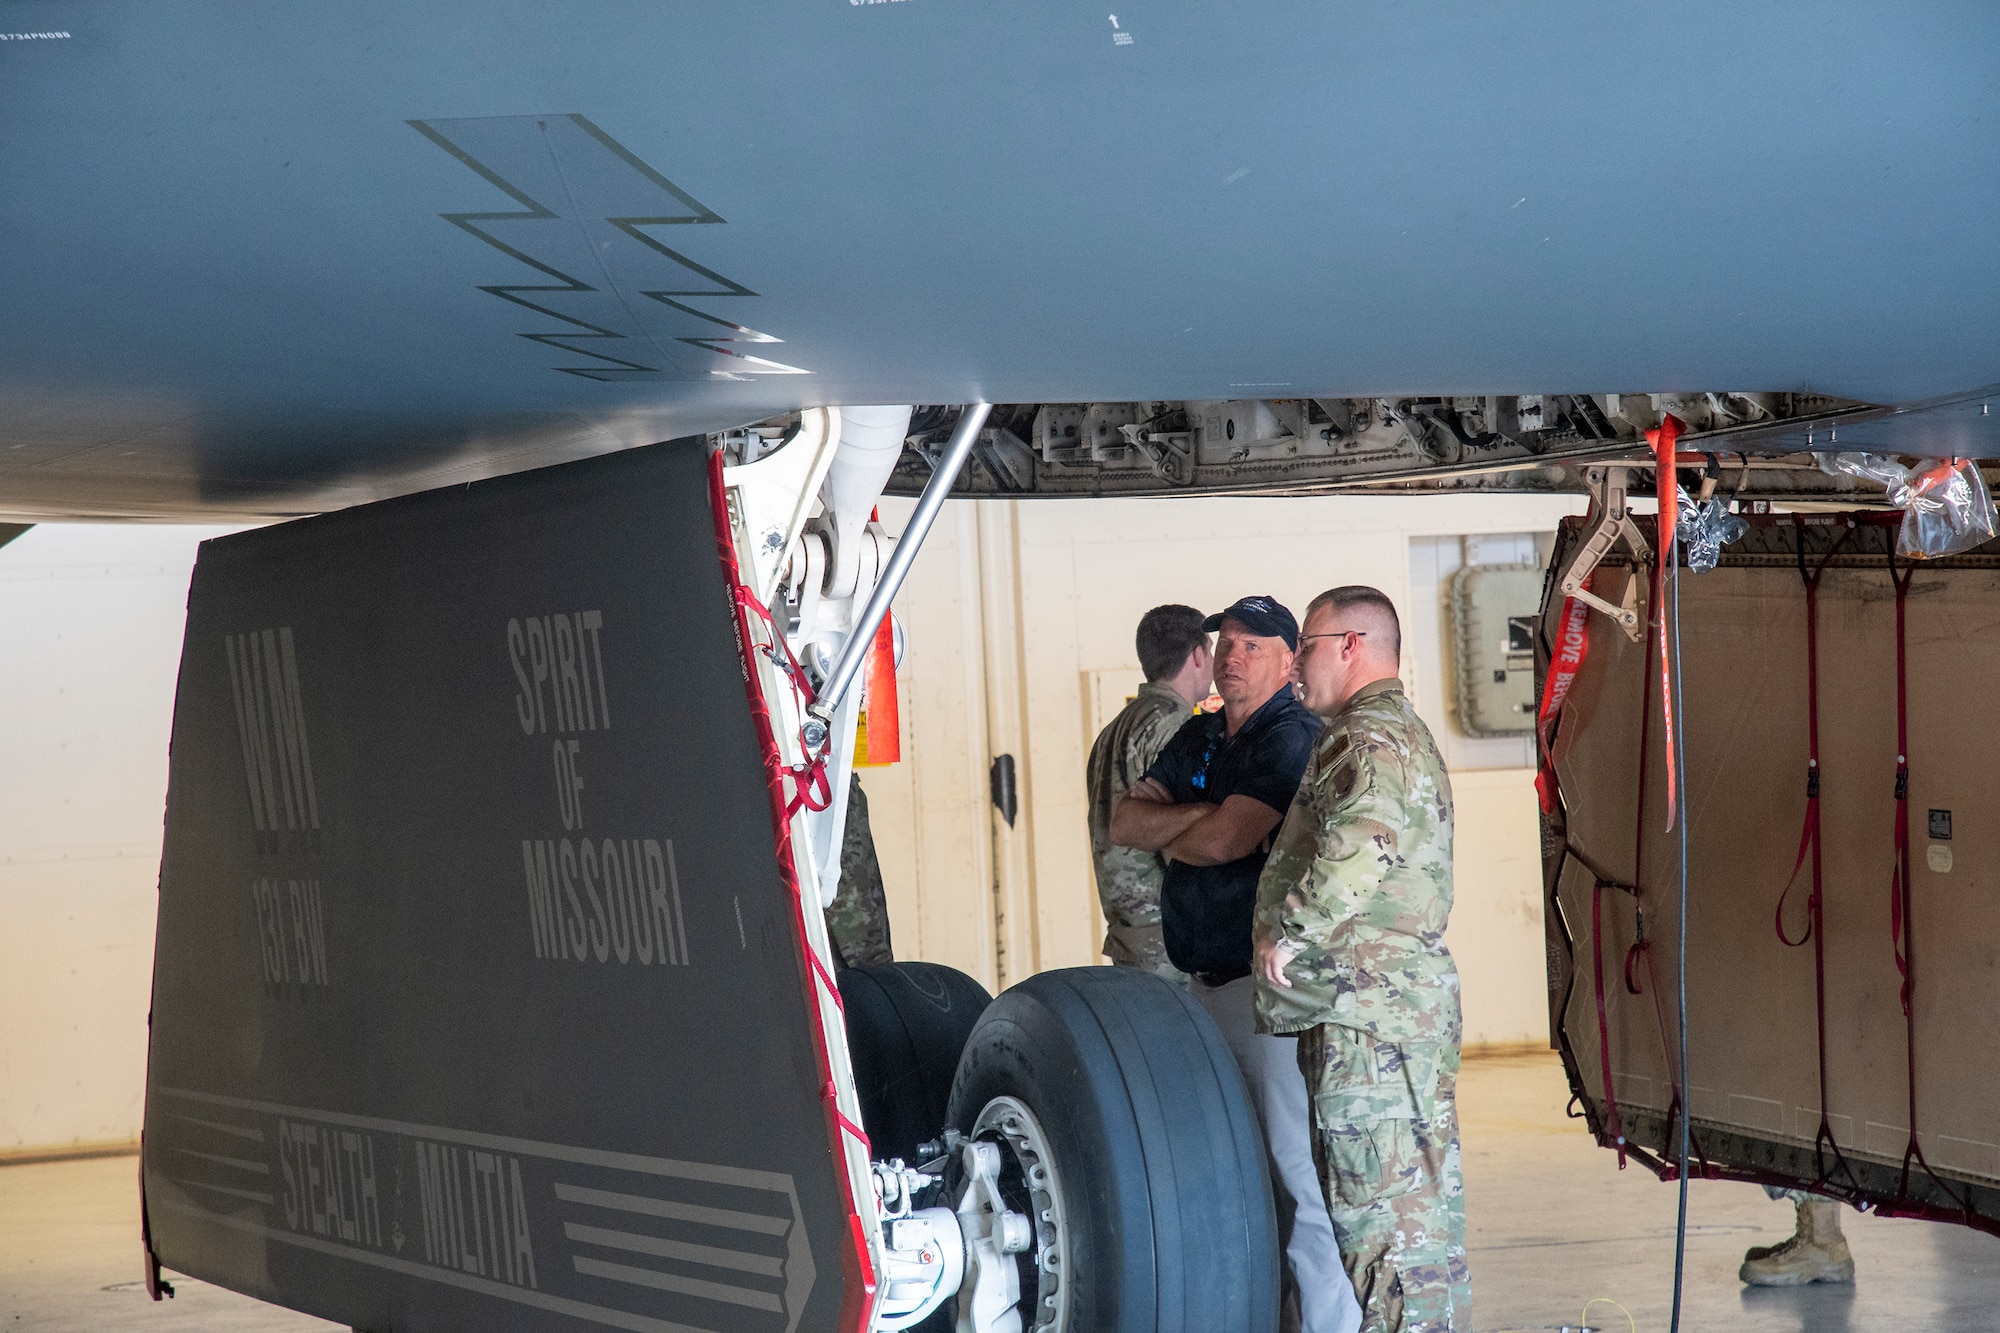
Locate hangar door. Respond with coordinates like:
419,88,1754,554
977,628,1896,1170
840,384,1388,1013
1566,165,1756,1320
142,441,856,1333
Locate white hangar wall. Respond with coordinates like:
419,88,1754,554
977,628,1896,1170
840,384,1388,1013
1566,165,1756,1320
0,524,235,1156
862,493,1586,1049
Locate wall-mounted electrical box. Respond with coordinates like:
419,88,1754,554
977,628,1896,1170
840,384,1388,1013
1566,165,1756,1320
1448,563,1543,737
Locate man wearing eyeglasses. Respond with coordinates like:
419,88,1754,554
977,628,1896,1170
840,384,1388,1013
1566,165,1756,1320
1110,595,1358,1333
1254,586,1466,1333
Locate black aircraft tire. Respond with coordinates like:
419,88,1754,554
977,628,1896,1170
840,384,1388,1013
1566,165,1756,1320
837,961,994,1165
947,966,1280,1333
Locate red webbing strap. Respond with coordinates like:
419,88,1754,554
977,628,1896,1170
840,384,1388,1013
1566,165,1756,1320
1562,842,1712,1181
1775,516,1859,1192
1881,547,1977,1223
1888,549,1914,1017
1535,569,1632,1166
1633,595,1655,946
805,927,846,1014
1589,881,1629,1166
1644,413,1685,830
1772,804,1820,947
735,584,816,703
1585,575,1703,1174
1623,916,1648,996
1622,648,1654,1008
1535,580,1595,814
1585,572,1651,1172
829,1097,872,1149
1616,432,1716,1183
1773,520,1851,948
1656,1096,1717,1181
706,451,877,1332
1539,571,1626,1164
730,584,834,816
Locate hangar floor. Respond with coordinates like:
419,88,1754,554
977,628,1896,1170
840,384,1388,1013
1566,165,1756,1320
4,1051,1996,1332
1461,1052,2000,1331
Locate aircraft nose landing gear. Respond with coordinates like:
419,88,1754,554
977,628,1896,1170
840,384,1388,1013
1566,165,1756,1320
869,1113,1067,1333
871,967,1279,1333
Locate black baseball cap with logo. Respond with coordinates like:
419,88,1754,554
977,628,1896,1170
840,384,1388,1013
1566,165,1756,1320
1203,595,1299,649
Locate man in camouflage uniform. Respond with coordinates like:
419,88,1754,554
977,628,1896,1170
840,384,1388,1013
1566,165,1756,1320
825,774,894,967
1115,596,1354,1333
1085,604,1210,982
1254,586,1468,1333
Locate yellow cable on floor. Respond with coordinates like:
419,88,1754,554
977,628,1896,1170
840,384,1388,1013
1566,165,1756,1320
1581,1297,1637,1333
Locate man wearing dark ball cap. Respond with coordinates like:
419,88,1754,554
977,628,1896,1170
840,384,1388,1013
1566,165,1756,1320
1110,594,1356,1333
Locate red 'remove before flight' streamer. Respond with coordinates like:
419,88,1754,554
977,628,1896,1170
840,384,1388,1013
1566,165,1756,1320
1535,580,1594,814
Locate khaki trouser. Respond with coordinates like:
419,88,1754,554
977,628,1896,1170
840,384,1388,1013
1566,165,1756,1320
1192,975,1362,1333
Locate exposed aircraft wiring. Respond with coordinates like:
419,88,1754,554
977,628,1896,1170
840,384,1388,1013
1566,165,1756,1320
1728,452,1755,504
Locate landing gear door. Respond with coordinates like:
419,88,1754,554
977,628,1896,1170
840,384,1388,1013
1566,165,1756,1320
143,440,854,1333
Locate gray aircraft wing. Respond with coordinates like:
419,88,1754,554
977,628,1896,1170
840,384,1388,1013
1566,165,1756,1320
3,2,1998,518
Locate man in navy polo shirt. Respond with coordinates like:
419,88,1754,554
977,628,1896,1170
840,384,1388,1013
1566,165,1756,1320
1111,595,1356,1333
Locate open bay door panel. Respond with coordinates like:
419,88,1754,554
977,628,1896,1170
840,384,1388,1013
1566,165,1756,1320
141,440,862,1332
1538,515,2000,1230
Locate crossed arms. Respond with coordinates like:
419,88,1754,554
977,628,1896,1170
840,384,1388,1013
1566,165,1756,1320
1109,778,1283,867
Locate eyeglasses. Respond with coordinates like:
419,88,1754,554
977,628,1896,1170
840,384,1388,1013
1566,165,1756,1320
1298,629,1367,646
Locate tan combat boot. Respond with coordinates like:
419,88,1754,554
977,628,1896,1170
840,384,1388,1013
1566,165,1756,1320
1739,1200,1856,1286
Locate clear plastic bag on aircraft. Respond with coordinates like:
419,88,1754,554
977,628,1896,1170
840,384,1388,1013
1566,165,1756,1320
1676,487,1749,573
1816,450,1911,494
1818,452,2000,558
1897,458,1999,558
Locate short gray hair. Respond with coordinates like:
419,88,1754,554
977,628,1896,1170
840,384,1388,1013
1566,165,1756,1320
1304,586,1401,662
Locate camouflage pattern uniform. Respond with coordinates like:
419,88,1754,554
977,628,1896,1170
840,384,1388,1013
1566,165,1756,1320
1254,678,1466,1333
1086,681,1193,983
825,775,894,968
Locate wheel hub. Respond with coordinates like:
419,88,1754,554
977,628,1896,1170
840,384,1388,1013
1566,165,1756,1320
970,1095,1072,1333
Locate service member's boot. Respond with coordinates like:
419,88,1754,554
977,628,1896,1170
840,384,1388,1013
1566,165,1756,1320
1739,1200,1855,1286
